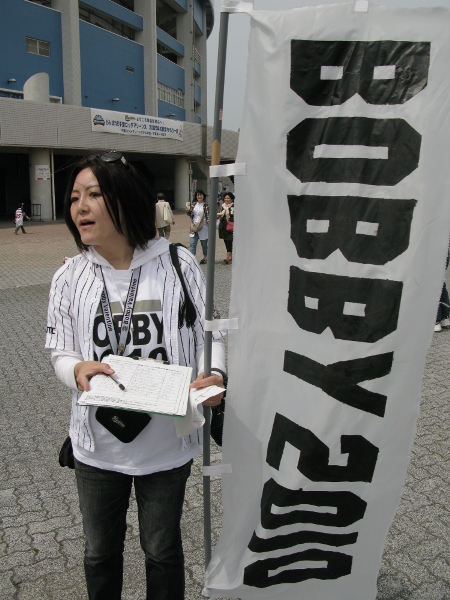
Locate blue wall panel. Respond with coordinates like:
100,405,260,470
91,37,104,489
0,0,63,99
157,55,185,93
80,22,144,113
157,27,184,57
194,0,204,34
157,100,185,122
171,0,188,12
194,81,201,105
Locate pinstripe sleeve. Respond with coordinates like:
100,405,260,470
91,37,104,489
45,262,80,353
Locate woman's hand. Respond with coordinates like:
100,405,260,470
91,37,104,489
74,361,115,392
190,372,225,406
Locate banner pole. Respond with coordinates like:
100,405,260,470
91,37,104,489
203,9,230,569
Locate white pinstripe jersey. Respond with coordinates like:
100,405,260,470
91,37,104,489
45,239,226,454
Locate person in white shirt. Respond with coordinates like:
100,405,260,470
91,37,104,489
154,192,175,239
14,202,30,234
45,151,226,600
187,190,209,264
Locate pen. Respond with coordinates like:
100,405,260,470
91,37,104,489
108,373,126,391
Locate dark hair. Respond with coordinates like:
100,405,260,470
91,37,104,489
156,192,165,200
196,189,206,200
64,152,157,252
223,191,235,201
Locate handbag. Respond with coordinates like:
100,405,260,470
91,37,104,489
58,407,152,467
95,407,152,443
162,202,173,225
209,368,227,446
190,214,204,234
210,399,226,446
59,436,75,469
225,220,234,232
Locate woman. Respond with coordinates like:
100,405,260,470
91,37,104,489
154,191,175,239
217,192,235,264
45,151,226,600
187,189,209,264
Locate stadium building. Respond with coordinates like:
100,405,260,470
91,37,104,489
0,0,238,220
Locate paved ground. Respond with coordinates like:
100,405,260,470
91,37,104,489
0,213,449,599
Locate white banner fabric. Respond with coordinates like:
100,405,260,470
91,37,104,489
221,0,254,12
205,4,450,600
90,109,183,140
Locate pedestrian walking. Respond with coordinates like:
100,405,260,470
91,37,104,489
217,192,234,264
155,192,175,239
14,203,30,234
187,189,209,264
45,151,226,600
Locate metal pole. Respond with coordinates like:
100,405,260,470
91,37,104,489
50,148,56,221
203,9,230,569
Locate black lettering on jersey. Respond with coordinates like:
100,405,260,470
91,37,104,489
150,314,164,344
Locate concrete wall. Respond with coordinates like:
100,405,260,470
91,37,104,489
0,98,238,160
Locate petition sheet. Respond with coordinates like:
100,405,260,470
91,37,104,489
78,356,192,416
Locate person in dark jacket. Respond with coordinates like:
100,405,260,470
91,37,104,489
217,192,234,264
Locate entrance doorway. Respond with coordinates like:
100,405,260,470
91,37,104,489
0,168,6,217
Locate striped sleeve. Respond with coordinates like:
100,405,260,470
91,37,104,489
45,261,80,353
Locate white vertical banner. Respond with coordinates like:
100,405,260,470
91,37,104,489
221,0,254,12
205,3,450,600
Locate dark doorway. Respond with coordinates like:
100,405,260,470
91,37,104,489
0,168,6,217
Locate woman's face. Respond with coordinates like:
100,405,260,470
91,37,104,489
70,168,125,254
224,194,233,205
196,192,205,203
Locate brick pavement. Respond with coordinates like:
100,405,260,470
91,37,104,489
0,213,449,599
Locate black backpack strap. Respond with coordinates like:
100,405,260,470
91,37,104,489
169,243,197,328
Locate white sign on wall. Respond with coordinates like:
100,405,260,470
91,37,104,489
90,109,183,141
35,165,50,181
205,3,450,599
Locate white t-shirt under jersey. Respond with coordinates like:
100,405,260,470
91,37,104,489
73,259,200,475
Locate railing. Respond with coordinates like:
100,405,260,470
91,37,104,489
193,46,202,66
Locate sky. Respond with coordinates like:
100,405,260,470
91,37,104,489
206,0,448,132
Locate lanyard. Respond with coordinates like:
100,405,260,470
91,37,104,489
96,265,142,356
